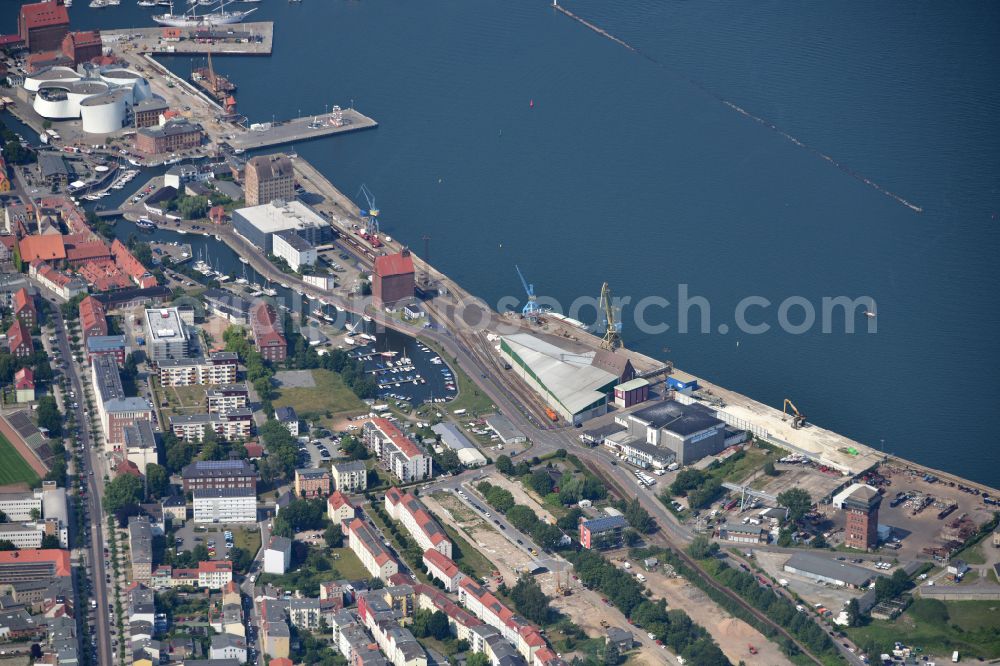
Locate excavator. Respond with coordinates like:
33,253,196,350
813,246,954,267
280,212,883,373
782,399,807,429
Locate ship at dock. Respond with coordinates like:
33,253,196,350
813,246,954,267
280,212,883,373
153,0,256,27
192,52,237,112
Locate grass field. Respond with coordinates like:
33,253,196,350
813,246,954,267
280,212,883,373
706,446,773,485
847,599,1000,660
273,369,367,428
233,527,261,557
0,433,40,486
329,547,369,580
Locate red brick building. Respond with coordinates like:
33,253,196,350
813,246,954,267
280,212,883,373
12,288,36,329
134,119,204,156
843,485,881,551
7,320,34,358
373,249,415,308
78,295,108,341
249,301,286,362
18,0,70,54
61,30,102,66
111,239,158,288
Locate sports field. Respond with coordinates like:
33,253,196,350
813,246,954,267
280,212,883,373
0,433,41,486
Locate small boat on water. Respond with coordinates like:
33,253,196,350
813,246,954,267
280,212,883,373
864,299,877,319
136,217,156,230
239,257,249,264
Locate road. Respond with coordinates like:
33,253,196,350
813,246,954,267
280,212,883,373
41,291,113,666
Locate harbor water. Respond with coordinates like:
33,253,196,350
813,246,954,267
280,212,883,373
4,1,999,484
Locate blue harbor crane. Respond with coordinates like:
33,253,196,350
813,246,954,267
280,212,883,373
515,265,540,323
357,184,380,236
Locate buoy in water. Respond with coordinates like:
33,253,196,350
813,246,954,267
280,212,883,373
529,99,534,108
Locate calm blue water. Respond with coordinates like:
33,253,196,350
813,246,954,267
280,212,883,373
6,0,1000,484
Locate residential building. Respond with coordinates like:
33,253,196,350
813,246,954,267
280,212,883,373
93,354,153,446
13,368,34,403
327,491,357,526
30,261,87,301
181,459,257,493
157,352,239,386
243,154,294,207
133,98,169,128
347,518,400,580
373,249,415,308
456,577,521,645
206,384,250,413
134,118,203,155
363,418,432,484
78,295,108,339
197,560,234,589
275,406,299,436
579,515,627,550
385,488,452,558
0,492,42,522
129,516,153,582
358,593,427,666
124,420,158,472
144,307,192,362
260,599,291,659
294,468,330,498
422,549,463,592
249,301,286,362
86,334,127,365
843,485,881,551
12,288,35,328
169,409,253,442
6,320,33,358
192,488,257,524
331,460,368,493
110,239,158,288
263,535,292,575
272,229,317,271
210,633,248,663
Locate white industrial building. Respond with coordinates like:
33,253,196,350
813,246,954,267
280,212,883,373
231,199,331,255
431,422,487,467
25,65,154,134
498,333,618,424
192,488,257,524
272,230,317,272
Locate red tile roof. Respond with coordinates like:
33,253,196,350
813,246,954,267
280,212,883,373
20,1,69,30
369,417,422,459
374,250,414,278
13,288,34,314
64,237,111,263
7,320,32,354
387,488,449,546
349,518,396,567
459,577,516,627
78,295,108,335
117,459,142,477
199,560,233,573
0,549,71,577
19,235,66,263
328,490,354,511
14,367,34,390
250,301,286,349
423,549,459,579
111,239,157,287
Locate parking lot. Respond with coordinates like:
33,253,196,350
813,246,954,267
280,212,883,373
175,524,241,560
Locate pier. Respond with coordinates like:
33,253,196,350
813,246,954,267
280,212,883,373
101,22,274,55
228,109,378,150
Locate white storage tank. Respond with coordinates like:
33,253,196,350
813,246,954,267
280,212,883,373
80,90,126,134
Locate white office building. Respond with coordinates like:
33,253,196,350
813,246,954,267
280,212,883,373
193,488,258,524
144,308,193,362
272,230,317,272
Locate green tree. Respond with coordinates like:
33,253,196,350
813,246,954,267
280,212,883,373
0,540,15,551
103,474,144,513
763,460,777,476
495,455,514,476
845,598,862,627
145,464,170,500
324,524,343,548
427,610,450,640
603,639,622,666
36,395,62,436
466,653,490,666
776,488,813,522
687,535,719,560
509,574,553,625
624,498,655,533
527,469,553,496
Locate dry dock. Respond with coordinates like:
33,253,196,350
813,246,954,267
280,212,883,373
102,22,274,55
229,110,378,150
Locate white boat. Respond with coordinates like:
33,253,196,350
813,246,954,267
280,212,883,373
334,305,345,312
864,299,877,319
153,0,257,26
89,0,107,7
239,257,249,264
280,282,290,289
363,315,373,323
138,0,157,6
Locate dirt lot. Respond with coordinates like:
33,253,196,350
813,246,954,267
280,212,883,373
640,565,793,666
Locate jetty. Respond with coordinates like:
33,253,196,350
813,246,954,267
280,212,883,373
101,22,274,55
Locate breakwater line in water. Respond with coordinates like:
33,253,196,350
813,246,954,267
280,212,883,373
553,3,923,214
